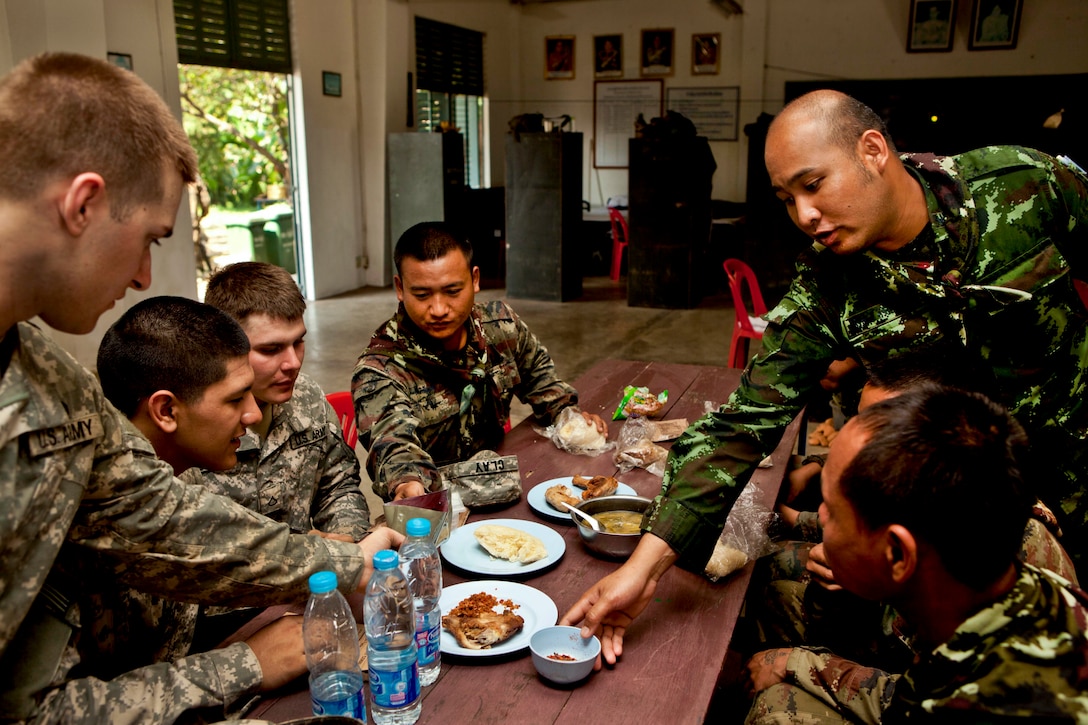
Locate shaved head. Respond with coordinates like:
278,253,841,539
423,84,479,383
770,90,896,157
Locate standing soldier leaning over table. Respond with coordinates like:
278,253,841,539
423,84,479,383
352,221,605,502
562,88,1088,666
0,52,401,724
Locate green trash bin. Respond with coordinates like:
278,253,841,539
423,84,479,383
275,213,297,274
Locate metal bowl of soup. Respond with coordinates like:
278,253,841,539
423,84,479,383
573,495,651,559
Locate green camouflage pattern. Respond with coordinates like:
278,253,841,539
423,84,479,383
0,322,368,723
353,300,578,500
647,146,1088,571
200,372,370,540
747,565,1088,723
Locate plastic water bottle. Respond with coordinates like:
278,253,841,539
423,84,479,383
400,518,443,686
302,570,365,719
364,550,421,725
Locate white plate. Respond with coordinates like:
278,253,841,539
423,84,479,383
440,519,565,576
526,477,638,522
438,580,558,657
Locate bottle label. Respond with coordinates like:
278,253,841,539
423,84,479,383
310,670,365,718
415,615,441,665
370,662,420,709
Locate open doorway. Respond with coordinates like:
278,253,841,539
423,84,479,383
180,64,299,297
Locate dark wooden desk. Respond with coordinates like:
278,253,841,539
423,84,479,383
245,359,799,724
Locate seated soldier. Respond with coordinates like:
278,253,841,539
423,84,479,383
85,295,295,712
745,385,1088,723
353,221,605,502
202,261,370,542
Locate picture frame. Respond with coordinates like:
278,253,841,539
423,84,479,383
968,0,1022,50
594,34,623,78
666,86,739,141
692,33,720,74
907,0,956,53
640,28,674,77
545,36,575,80
322,71,342,97
593,79,664,168
107,52,133,71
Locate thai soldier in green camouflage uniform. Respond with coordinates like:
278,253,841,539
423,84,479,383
745,386,1088,723
0,53,402,724
562,89,1088,665
203,262,371,542
352,221,605,502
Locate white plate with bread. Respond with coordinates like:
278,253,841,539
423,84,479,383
439,580,558,657
441,519,565,576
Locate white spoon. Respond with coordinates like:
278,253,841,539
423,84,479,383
564,503,601,532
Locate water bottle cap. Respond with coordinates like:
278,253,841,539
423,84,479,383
406,518,431,537
308,570,337,594
373,549,399,570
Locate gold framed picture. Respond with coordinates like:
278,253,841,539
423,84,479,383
545,36,575,80
692,33,720,75
594,34,623,78
640,28,674,77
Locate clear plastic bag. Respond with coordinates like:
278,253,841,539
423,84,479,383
538,406,614,457
612,416,669,477
704,482,779,582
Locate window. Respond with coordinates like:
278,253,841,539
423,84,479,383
415,16,487,188
174,0,291,73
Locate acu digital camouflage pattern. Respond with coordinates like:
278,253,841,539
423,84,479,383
746,565,1088,723
353,299,578,500
439,450,522,507
647,146,1088,571
199,372,370,541
0,322,369,723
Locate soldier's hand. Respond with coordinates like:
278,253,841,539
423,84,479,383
805,543,841,591
744,648,792,697
580,410,607,434
355,526,406,592
392,480,426,501
308,529,355,543
245,615,307,692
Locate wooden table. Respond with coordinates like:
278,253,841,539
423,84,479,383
244,359,800,724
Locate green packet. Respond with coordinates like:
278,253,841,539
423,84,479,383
613,385,669,420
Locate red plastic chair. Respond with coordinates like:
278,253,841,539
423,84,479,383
608,208,629,282
723,258,769,369
325,391,358,449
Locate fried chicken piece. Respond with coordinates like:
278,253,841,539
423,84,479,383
572,475,619,500
442,592,525,650
545,484,582,512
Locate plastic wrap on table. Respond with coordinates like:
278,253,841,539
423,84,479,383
613,386,668,420
613,416,668,477
537,406,614,457
704,483,779,582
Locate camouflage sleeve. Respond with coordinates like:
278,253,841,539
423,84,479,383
645,285,840,568
72,401,368,605
27,642,261,725
782,647,896,722
352,363,442,500
506,305,578,425
308,396,371,540
1051,152,1088,274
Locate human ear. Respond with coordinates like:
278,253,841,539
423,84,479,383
885,524,918,584
858,129,889,173
393,275,404,302
60,173,107,237
146,390,180,434
471,266,481,293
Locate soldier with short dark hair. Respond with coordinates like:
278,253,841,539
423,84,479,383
563,88,1088,666
353,221,604,502
744,385,1088,722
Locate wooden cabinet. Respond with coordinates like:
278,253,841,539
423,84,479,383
504,133,584,301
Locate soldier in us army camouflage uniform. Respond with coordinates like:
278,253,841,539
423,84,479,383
745,386,1088,723
352,221,605,502
0,53,401,724
561,88,1088,665
202,262,371,543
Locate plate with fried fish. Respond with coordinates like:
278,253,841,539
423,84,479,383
439,580,558,657
527,476,637,523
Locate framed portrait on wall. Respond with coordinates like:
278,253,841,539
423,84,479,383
692,33,720,74
640,28,674,77
545,36,576,80
594,34,623,78
107,52,134,71
907,0,956,52
968,0,1022,50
